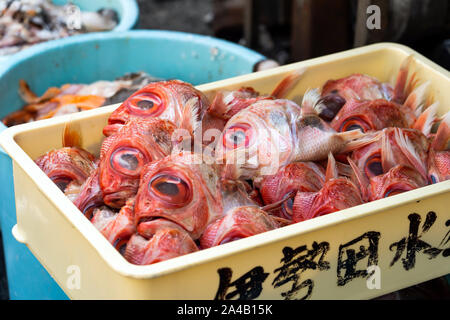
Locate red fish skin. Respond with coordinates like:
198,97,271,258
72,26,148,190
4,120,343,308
322,74,394,102
351,128,429,182
259,162,325,219
124,227,199,266
208,87,273,121
292,178,363,223
103,80,209,137
134,152,223,240
72,167,104,219
35,146,96,192
368,165,428,201
199,206,279,249
428,149,450,183
99,118,175,208
331,99,409,133
91,198,136,253
216,99,363,181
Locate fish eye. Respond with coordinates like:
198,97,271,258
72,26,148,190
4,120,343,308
126,92,165,117
282,196,294,218
51,176,72,191
223,123,253,150
113,238,128,256
384,188,405,198
364,154,383,177
110,147,147,176
429,174,438,184
149,173,192,207
340,117,369,132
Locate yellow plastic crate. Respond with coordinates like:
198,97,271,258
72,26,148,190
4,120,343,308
0,43,449,300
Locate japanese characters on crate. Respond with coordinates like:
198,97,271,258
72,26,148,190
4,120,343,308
34,57,449,274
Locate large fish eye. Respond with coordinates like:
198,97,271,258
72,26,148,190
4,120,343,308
282,194,294,218
51,176,72,191
223,123,253,150
110,147,147,176
149,173,192,207
126,92,165,117
340,117,370,132
364,154,383,177
384,188,405,198
429,174,438,184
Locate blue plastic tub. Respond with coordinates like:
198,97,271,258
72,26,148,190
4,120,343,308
0,30,264,299
0,0,139,65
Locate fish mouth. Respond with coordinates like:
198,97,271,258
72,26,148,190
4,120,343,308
137,217,188,238
103,120,126,136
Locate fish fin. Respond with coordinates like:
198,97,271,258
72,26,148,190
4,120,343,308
336,161,352,178
432,111,450,151
18,80,39,104
347,157,370,202
403,81,430,117
300,88,321,115
183,97,201,134
292,191,317,223
393,55,415,103
261,190,296,212
325,152,338,181
208,91,227,117
393,128,428,180
270,67,306,99
381,129,396,172
413,101,439,136
62,120,82,148
338,130,379,153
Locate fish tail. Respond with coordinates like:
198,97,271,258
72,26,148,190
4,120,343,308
347,157,370,202
325,152,338,181
393,128,428,180
338,130,379,153
412,101,439,136
432,111,450,151
270,67,306,99
62,120,82,148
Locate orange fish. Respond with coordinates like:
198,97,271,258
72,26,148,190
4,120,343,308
99,118,175,208
103,80,209,137
259,162,325,220
199,206,279,249
215,94,364,181
428,112,450,183
292,153,363,223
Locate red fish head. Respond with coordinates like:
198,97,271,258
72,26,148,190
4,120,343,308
369,165,428,201
331,99,408,133
99,118,175,208
292,178,363,223
428,149,450,184
103,80,209,136
72,167,104,219
124,221,198,265
199,206,279,249
134,152,223,240
322,74,393,102
35,147,96,192
91,198,136,254
259,162,325,220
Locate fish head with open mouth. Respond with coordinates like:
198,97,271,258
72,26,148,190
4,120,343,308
103,80,209,136
134,152,223,240
99,118,175,208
